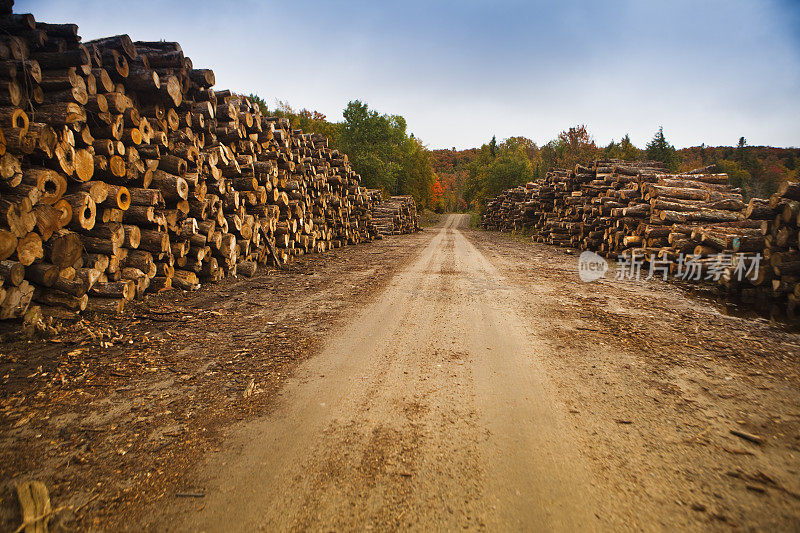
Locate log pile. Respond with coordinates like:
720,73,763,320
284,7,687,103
482,160,800,318
369,193,420,235
0,5,385,321
724,181,800,317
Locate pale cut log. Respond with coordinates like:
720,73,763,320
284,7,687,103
52,198,72,228
91,67,114,92
122,205,155,224
172,269,199,290
659,209,741,223
16,232,42,266
138,229,169,253
27,122,58,157
83,253,110,272
74,148,94,181
32,46,90,69
41,85,89,106
0,106,27,132
157,153,187,175
81,222,124,247
50,142,75,175
88,35,138,59
128,187,163,206
147,276,171,292
105,92,132,113
778,181,800,201
0,152,20,181
33,102,86,125
101,207,123,223
39,67,79,91
237,260,257,277
0,79,21,106
75,267,101,289
73,180,109,205
79,234,119,255
33,204,60,240
92,138,114,156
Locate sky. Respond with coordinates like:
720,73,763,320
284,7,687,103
23,0,800,150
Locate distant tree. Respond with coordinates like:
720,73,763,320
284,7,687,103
338,100,436,208
554,125,599,168
464,138,532,208
716,160,753,196
488,135,499,158
603,139,622,160
504,136,539,161
619,134,640,161
646,127,678,170
248,93,269,114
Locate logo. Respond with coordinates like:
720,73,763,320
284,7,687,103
578,251,608,282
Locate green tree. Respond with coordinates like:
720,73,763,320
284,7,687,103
619,134,640,161
337,100,436,208
716,159,753,197
603,139,622,159
464,137,532,209
489,135,498,158
646,127,679,170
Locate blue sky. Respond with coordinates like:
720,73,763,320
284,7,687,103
24,0,800,150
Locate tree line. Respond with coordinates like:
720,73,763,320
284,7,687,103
246,95,799,214
248,96,438,209
432,126,800,212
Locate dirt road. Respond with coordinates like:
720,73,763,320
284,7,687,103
3,215,799,531
156,214,800,531
169,214,596,531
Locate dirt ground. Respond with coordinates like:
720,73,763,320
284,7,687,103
1,214,799,531
0,231,429,531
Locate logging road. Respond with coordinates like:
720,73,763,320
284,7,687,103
176,213,598,531
156,214,800,531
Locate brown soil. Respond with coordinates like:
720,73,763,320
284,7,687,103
1,214,799,531
0,232,428,531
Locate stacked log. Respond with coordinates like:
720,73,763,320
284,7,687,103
0,6,385,322
482,160,666,249
481,161,800,316
717,180,800,318
369,193,420,235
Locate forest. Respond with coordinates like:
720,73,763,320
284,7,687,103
248,96,437,209
433,127,800,212
248,96,798,213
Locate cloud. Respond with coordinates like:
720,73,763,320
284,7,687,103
22,0,800,149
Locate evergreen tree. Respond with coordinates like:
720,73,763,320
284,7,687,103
645,127,678,170
736,136,747,163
